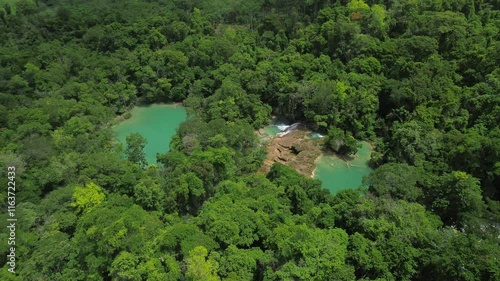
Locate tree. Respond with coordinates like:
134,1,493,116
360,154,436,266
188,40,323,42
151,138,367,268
389,120,443,167
109,251,141,281
70,195,163,279
348,232,391,280
325,126,361,156
16,231,73,281
364,163,423,202
125,133,148,168
420,229,500,281
272,223,355,280
205,78,272,129
156,222,218,260
71,182,106,214
197,194,259,247
369,4,389,39
76,152,143,195
15,0,36,15
137,255,180,281
347,0,370,11
184,246,221,281
267,163,329,215
352,198,443,280
133,174,166,211
218,245,266,280
430,171,486,227
189,8,212,35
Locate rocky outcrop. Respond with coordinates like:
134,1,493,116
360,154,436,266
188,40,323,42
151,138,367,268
258,125,322,177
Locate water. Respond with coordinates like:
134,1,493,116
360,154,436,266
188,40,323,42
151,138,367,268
276,124,290,131
277,122,300,137
314,141,372,194
263,124,283,136
309,132,324,139
113,104,187,165
263,117,290,136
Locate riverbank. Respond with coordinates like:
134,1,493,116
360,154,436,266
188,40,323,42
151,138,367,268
310,155,321,178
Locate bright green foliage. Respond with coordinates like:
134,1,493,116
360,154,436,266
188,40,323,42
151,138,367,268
138,255,181,281
71,182,105,214
185,246,221,281
369,4,388,38
190,8,212,34
347,0,370,12
273,223,355,280
110,251,141,281
348,233,391,280
0,267,22,281
156,222,218,260
198,194,259,247
218,245,266,280
70,195,163,279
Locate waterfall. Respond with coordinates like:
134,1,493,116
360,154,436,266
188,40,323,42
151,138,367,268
277,123,300,137
276,124,290,131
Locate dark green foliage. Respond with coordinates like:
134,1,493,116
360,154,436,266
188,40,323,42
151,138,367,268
170,117,265,174
325,126,361,156
428,171,486,227
364,163,423,202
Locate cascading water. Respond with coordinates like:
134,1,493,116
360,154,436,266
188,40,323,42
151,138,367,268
277,122,300,137
276,124,290,131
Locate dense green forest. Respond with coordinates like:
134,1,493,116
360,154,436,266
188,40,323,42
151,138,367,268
0,0,499,280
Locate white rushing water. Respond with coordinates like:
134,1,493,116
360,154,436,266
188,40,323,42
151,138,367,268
277,122,301,137
276,124,290,131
